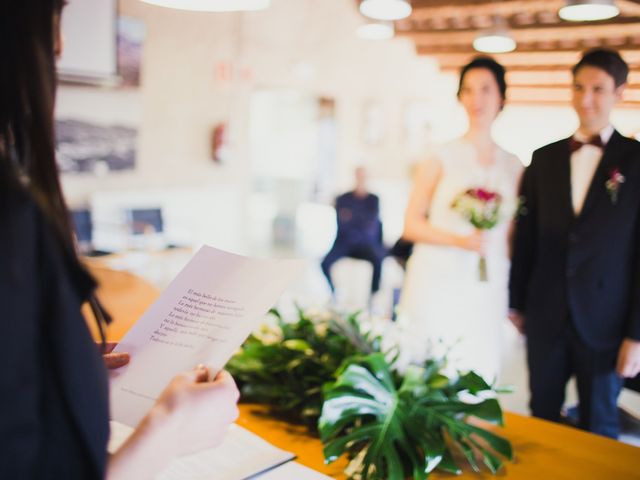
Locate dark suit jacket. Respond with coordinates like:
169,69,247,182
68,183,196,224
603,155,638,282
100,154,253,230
509,130,640,351
0,183,109,478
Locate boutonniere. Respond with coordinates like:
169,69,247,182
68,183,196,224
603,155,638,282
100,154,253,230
605,167,625,205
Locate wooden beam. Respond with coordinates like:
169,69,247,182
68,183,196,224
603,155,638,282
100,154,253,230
504,70,640,85
397,15,640,34
618,0,640,16
506,86,640,105
506,99,640,108
417,50,640,70
400,23,640,46
408,0,563,21
416,38,640,55
409,0,640,20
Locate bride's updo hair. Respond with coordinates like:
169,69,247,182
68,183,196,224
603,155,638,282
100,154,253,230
457,56,507,104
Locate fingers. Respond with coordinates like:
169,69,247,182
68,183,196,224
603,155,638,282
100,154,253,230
466,231,487,254
173,365,211,385
616,340,640,378
617,359,640,378
104,342,118,354
194,364,210,383
103,352,130,370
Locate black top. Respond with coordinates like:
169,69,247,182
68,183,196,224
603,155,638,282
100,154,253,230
334,191,381,245
0,183,109,478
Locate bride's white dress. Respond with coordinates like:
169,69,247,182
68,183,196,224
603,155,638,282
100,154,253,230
398,138,522,381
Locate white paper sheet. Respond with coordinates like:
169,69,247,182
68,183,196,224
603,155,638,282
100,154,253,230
109,422,296,480
110,245,305,426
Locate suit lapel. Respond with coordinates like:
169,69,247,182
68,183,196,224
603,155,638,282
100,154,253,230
556,138,575,221
577,130,625,221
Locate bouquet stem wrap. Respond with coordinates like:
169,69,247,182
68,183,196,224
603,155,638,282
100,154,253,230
479,255,488,282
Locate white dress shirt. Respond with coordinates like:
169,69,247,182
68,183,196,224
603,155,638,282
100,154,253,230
570,125,614,215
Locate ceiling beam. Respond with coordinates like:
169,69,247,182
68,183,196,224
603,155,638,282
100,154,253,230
504,70,640,85
506,85,640,104
396,15,640,34
408,0,563,20
418,49,640,67
416,38,640,55
400,22,640,47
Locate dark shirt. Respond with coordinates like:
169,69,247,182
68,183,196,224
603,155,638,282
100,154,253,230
0,182,109,479
335,191,381,245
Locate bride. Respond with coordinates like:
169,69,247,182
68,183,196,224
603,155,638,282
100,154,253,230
398,57,522,381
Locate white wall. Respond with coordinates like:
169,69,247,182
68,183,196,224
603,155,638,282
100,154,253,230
56,0,640,253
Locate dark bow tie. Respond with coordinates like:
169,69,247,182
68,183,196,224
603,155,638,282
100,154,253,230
569,135,604,154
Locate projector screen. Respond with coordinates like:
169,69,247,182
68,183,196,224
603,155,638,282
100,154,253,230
57,0,117,82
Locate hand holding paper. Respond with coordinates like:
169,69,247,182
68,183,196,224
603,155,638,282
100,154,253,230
110,245,305,426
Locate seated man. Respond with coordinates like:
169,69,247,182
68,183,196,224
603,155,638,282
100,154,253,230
321,167,386,296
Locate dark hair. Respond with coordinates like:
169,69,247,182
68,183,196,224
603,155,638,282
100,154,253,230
572,48,629,87
0,0,111,341
457,56,507,101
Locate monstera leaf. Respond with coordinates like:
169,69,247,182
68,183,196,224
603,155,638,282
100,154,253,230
319,354,513,480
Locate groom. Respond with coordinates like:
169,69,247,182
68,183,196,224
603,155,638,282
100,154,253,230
509,48,640,438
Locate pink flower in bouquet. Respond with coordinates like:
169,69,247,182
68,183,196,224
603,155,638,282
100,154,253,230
451,187,503,281
452,188,503,231
475,188,498,202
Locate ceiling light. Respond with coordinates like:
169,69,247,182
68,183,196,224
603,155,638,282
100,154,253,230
359,0,412,21
558,0,619,22
140,0,270,12
473,18,516,53
473,33,516,53
357,21,395,40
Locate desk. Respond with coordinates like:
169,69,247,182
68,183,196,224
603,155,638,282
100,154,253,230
93,268,639,479
238,404,640,479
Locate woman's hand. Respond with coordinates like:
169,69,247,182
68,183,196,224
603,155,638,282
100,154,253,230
457,230,486,254
107,367,239,480
148,367,240,455
102,342,130,370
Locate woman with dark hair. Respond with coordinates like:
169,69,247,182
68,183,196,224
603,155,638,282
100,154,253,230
397,57,522,380
0,1,238,478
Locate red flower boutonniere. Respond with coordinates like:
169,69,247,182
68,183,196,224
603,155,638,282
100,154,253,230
605,168,625,205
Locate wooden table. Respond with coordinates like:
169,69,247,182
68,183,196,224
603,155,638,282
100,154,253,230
238,404,640,479
83,264,160,342
91,266,640,479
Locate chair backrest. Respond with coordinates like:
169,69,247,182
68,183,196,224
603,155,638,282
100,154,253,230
71,209,93,253
129,208,164,235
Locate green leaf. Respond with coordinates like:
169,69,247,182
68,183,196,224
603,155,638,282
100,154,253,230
457,371,492,393
437,447,461,475
465,399,504,426
282,339,312,352
481,447,503,474
457,438,480,472
467,424,513,460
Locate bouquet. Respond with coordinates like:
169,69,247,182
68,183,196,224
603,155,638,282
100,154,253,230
451,188,502,281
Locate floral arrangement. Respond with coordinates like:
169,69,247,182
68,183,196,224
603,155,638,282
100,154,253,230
451,188,503,281
605,167,625,205
228,308,513,479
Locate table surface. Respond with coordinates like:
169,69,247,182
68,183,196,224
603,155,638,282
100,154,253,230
238,404,640,479
90,265,640,479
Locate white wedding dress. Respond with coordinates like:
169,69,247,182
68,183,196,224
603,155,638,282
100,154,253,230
397,138,522,381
